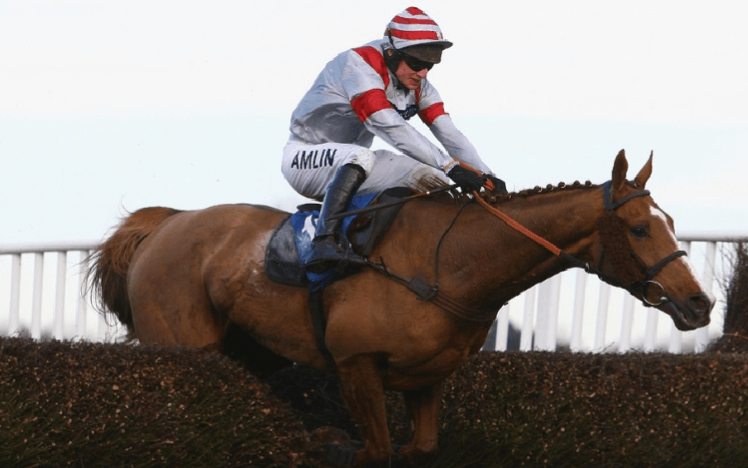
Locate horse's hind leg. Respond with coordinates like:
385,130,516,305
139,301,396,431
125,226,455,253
398,384,442,463
129,274,225,349
336,354,395,466
131,298,224,349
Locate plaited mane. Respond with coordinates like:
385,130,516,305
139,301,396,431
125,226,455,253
478,180,599,205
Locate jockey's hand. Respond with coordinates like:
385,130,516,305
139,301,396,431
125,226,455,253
485,174,508,194
447,165,485,193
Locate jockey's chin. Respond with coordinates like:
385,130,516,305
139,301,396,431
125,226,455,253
401,77,422,90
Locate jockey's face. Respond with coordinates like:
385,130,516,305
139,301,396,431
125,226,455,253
395,59,431,90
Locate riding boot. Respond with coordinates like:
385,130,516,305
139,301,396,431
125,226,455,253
306,164,367,274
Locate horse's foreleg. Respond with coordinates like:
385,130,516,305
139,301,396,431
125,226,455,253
399,383,442,462
336,354,394,466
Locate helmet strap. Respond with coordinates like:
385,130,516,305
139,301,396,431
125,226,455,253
383,33,403,76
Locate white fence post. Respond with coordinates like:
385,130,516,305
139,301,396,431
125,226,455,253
53,251,67,340
643,307,659,352
594,283,611,352
536,279,558,351
547,276,562,351
570,270,587,352
8,253,22,336
618,293,636,353
520,288,536,351
495,301,510,351
31,252,44,340
76,250,90,339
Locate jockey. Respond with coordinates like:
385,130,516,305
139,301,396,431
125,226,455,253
282,6,507,273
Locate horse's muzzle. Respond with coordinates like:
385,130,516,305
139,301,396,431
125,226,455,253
665,292,714,331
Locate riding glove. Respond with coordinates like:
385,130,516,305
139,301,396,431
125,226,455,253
485,175,508,194
447,165,485,193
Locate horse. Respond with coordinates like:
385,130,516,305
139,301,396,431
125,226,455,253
86,150,714,467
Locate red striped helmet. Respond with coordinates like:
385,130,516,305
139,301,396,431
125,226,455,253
385,7,453,64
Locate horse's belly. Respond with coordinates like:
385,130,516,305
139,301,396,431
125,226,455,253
380,345,472,391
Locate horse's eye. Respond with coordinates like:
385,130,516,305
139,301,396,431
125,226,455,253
631,226,649,238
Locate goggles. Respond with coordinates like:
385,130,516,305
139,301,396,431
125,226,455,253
401,54,434,72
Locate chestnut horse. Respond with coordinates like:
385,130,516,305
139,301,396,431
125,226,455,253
87,151,713,466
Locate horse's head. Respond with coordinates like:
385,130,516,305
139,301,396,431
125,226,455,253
593,150,714,331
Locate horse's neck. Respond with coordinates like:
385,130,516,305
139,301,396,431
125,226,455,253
506,187,604,261
447,187,605,309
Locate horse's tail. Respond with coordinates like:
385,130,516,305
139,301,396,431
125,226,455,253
86,207,182,337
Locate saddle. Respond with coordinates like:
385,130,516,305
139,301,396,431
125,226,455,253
264,187,414,290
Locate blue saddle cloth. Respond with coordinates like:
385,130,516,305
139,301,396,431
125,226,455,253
290,193,377,291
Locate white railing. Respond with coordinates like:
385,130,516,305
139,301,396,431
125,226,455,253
0,241,121,342
1,233,745,350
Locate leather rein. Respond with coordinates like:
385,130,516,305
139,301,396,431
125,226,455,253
366,180,687,324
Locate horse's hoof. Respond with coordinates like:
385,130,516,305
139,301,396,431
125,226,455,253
324,442,357,467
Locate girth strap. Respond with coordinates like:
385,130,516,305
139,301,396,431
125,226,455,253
309,289,337,372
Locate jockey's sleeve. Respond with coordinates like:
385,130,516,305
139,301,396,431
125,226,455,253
428,114,493,175
360,107,453,171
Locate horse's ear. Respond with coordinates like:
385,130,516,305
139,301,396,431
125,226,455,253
611,149,628,191
634,150,654,188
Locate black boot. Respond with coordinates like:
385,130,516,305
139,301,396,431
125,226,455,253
306,164,367,274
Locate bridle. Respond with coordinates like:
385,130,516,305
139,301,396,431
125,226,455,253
475,180,687,308
366,180,688,323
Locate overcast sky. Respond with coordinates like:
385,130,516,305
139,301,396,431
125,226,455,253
2,0,747,245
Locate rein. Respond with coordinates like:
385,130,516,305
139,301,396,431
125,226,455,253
474,181,687,307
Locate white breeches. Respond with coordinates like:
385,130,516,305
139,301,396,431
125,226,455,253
281,140,450,201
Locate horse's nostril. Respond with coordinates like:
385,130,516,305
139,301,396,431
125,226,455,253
689,293,714,314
